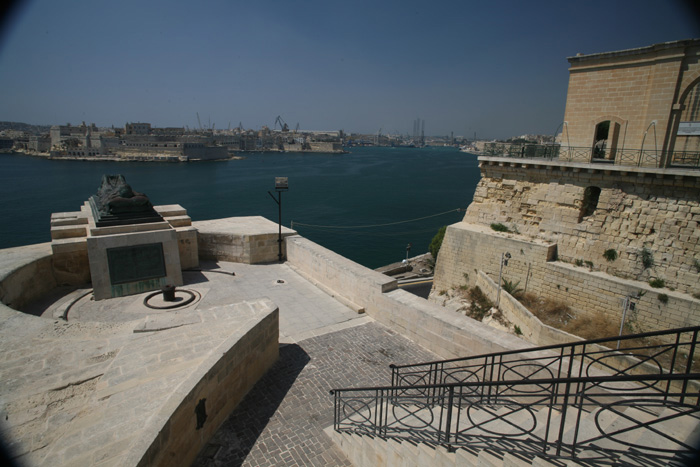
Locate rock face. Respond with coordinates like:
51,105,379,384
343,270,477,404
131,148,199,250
92,174,152,216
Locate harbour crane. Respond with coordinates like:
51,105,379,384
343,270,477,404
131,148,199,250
196,113,202,131
274,115,289,132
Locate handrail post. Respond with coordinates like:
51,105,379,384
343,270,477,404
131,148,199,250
444,385,455,451
681,329,698,405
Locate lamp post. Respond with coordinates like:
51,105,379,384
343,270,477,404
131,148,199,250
268,177,288,263
496,252,511,309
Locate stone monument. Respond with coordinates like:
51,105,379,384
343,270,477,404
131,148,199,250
50,175,199,300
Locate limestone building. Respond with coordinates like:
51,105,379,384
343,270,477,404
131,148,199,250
559,39,700,167
434,40,700,337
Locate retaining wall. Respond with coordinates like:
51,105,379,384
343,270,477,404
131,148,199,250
434,222,700,335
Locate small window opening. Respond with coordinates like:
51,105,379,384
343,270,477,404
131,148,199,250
579,186,601,222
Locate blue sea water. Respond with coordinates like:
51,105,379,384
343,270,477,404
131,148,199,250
0,146,481,269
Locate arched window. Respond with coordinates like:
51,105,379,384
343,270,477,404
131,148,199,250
681,80,700,122
579,186,601,222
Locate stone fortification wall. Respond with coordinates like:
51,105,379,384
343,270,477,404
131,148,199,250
433,157,700,334
464,160,700,295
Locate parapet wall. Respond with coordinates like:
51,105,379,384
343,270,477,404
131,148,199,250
0,243,57,310
286,235,533,360
195,216,296,264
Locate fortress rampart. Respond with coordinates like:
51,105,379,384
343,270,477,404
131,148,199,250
433,157,700,334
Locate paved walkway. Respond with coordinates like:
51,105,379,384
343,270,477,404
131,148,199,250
192,321,439,467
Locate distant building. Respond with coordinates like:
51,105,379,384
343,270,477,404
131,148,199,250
561,39,700,167
124,122,151,135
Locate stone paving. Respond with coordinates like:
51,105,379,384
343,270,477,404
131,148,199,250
31,260,362,344
192,321,439,467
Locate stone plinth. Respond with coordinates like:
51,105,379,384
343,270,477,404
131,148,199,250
50,203,197,298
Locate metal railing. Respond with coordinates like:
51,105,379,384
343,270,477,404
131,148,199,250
482,143,700,169
331,326,700,463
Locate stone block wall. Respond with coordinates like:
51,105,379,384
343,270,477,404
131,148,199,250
433,221,556,293
464,160,700,295
433,220,700,335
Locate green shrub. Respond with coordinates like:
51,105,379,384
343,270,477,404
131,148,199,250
575,259,584,267
584,260,594,270
657,293,669,304
429,226,447,259
649,278,665,288
490,223,510,232
502,279,523,298
514,325,522,336
641,247,654,270
603,249,618,262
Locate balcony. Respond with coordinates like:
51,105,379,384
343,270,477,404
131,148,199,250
480,143,700,170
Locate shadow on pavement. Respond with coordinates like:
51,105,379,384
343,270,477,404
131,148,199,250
193,343,310,466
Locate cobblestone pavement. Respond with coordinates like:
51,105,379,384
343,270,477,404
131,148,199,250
192,321,439,467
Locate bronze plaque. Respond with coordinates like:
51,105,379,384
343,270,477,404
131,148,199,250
107,243,166,285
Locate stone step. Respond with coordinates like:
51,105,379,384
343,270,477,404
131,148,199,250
50,224,87,240
50,211,88,226
164,215,192,227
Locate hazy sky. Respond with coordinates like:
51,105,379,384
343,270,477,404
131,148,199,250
0,0,698,139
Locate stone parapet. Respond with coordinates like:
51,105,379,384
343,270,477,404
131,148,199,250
194,216,296,264
0,243,57,310
286,234,533,360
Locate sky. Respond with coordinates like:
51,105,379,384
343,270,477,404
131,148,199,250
0,0,698,139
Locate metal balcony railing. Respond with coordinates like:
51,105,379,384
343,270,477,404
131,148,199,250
331,326,700,463
481,143,700,169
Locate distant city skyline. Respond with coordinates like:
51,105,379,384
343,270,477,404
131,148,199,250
0,0,698,140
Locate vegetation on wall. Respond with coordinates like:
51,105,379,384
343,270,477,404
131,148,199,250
603,249,618,262
641,247,655,270
429,226,447,259
490,223,510,232
467,286,493,321
649,278,666,288
502,279,523,299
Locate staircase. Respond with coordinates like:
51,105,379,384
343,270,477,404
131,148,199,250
329,326,700,465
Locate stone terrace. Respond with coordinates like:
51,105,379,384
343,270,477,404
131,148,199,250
0,258,381,466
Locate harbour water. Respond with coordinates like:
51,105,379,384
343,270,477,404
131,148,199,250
0,146,480,269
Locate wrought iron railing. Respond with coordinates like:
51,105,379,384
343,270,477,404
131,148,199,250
331,326,700,463
482,143,700,169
